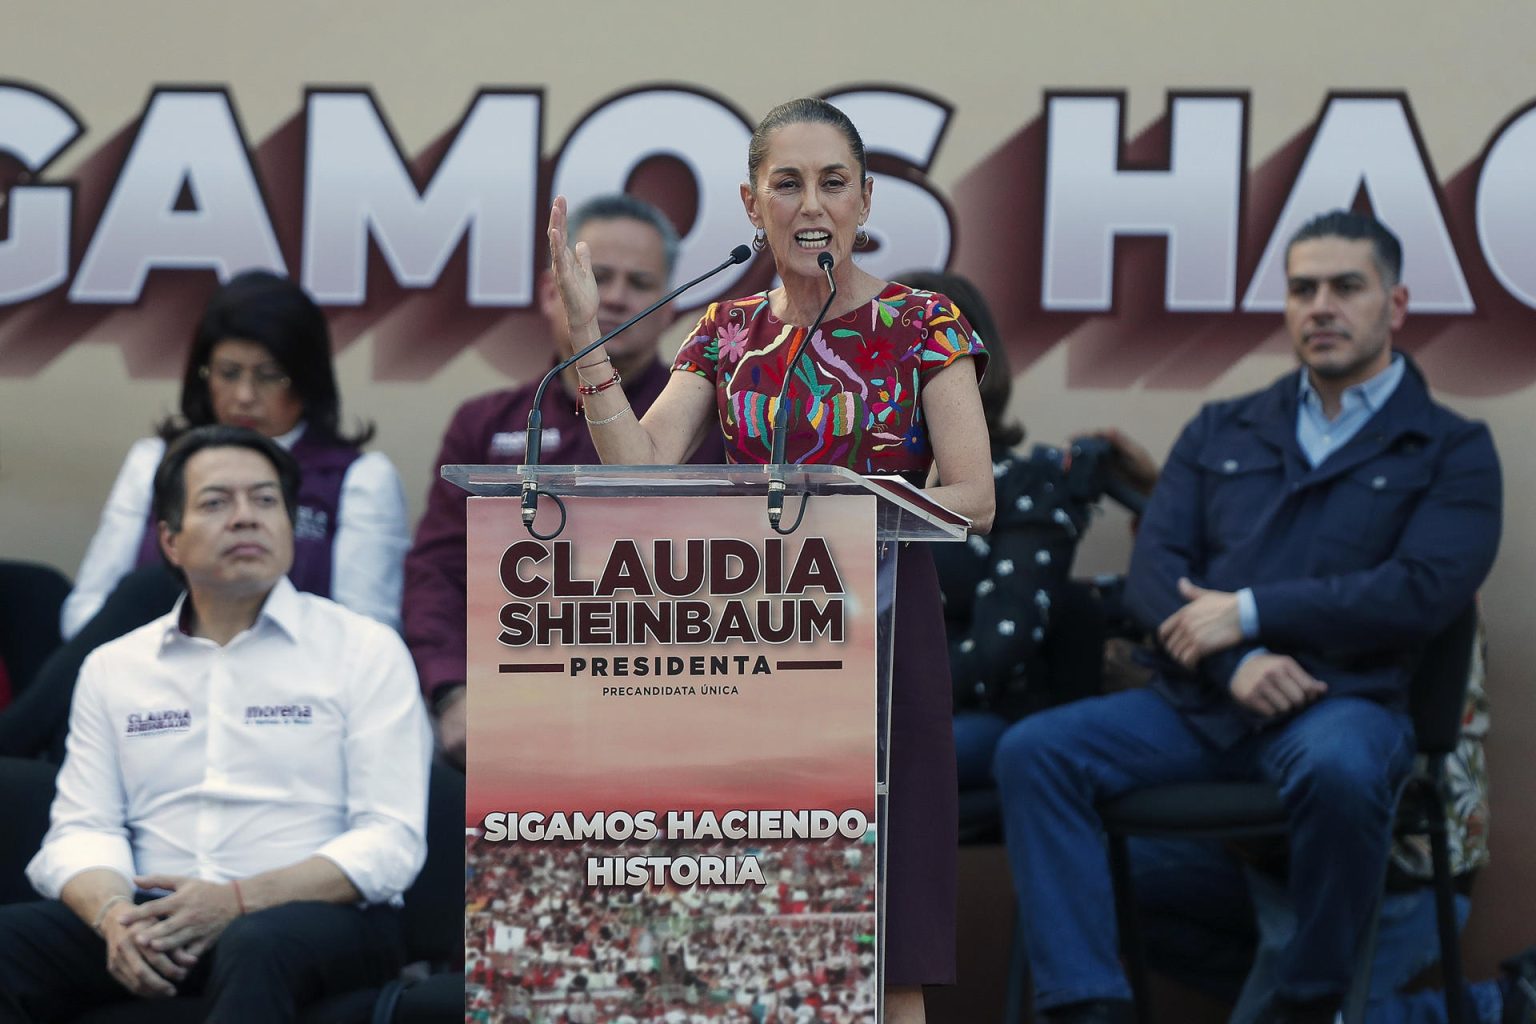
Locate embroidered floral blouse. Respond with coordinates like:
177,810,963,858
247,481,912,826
673,283,987,474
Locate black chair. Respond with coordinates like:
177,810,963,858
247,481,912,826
0,756,60,904
1096,603,1480,1024
0,563,185,763
0,559,71,695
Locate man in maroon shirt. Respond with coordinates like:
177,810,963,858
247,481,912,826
404,194,724,766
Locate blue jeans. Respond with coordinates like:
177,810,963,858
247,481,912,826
993,688,1414,1011
955,710,1008,790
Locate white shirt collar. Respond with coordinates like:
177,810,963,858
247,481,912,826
273,421,308,449
159,576,304,650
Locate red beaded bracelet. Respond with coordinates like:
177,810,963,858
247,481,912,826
576,368,622,396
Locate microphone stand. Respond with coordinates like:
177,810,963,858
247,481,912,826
521,243,753,538
766,251,837,534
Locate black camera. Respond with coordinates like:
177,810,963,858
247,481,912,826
1025,436,1147,517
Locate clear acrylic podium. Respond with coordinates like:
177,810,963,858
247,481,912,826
447,463,966,1023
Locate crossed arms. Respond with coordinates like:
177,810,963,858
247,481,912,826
1125,404,1501,717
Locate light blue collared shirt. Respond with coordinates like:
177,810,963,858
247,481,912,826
1235,356,1406,640
1295,354,1406,469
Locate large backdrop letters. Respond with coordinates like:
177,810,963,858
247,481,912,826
2,83,1532,392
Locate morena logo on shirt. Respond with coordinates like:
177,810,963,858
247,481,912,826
124,710,192,737
244,704,315,726
490,429,563,458
293,506,329,542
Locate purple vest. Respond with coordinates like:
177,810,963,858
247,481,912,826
135,431,362,599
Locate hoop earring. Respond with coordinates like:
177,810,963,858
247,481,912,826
855,226,870,249
751,229,767,252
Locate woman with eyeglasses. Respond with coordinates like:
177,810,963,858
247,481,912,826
0,271,408,761
60,269,409,636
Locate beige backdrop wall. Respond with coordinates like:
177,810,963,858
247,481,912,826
2,0,1532,979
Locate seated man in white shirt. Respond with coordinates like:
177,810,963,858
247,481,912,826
0,424,432,1023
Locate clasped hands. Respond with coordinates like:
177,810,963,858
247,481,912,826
98,874,242,999
1158,577,1326,718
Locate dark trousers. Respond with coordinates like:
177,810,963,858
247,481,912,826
0,898,406,1023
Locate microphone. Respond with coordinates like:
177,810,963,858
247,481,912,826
521,243,754,532
767,251,837,530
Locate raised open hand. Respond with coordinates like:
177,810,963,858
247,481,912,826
548,195,600,342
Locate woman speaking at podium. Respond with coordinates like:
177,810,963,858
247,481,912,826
550,97,994,1023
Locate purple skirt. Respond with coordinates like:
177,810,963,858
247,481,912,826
883,542,958,985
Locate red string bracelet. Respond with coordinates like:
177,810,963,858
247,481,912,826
576,369,622,396
231,879,247,915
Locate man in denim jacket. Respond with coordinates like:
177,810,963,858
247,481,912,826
994,210,1502,1024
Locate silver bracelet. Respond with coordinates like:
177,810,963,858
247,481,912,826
92,893,131,933
585,405,632,427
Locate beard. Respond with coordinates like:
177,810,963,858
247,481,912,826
1308,333,1388,380
1298,304,1393,382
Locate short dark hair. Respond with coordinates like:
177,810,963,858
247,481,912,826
567,194,681,281
898,270,1023,449
160,270,373,447
747,98,868,188
1286,210,1404,287
153,425,300,537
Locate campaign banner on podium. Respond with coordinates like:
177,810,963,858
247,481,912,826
465,494,879,1024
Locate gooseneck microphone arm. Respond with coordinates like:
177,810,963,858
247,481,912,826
519,243,754,537
766,251,837,533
